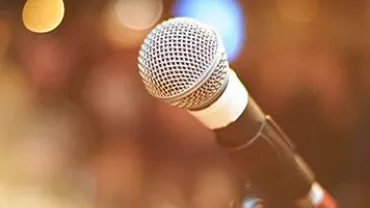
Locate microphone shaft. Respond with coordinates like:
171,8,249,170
215,98,336,207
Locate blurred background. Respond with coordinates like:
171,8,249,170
0,0,370,207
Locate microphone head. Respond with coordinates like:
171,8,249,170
138,17,230,110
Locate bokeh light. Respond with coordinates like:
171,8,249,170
115,0,163,30
103,0,163,48
22,0,65,33
172,0,245,62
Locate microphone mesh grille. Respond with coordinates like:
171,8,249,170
138,17,229,110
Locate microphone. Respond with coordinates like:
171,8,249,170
137,17,337,207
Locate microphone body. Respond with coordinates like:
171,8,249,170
137,17,337,207
190,70,335,207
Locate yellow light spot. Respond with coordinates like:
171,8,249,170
22,0,65,33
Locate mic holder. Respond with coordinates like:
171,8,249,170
215,98,333,207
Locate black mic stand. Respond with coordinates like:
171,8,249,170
215,98,337,208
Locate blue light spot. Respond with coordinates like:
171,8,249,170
172,0,246,62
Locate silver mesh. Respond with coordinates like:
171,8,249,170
138,17,230,110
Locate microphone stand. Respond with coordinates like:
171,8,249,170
215,99,337,208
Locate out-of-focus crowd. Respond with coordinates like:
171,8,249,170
1,0,370,207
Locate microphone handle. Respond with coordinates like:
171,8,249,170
214,98,337,207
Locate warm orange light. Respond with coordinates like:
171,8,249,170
22,0,65,33
277,0,319,23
